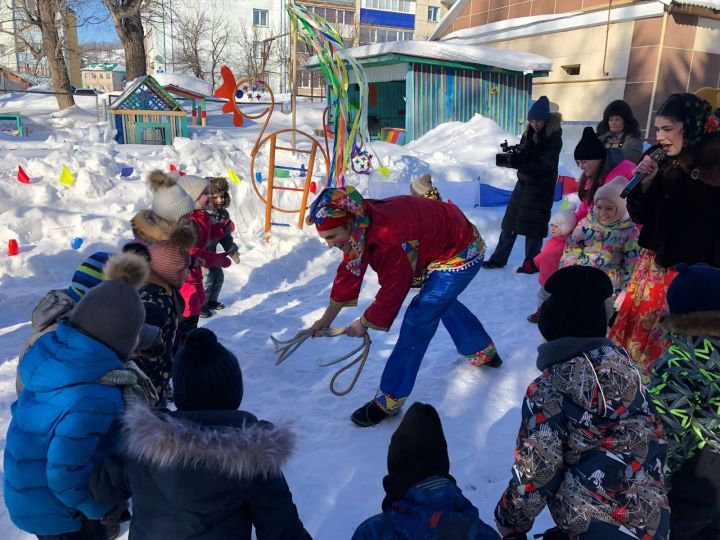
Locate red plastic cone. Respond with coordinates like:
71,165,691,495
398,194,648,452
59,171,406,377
169,164,186,176
8,239,19,256
309,181,317,194
18,166,30,184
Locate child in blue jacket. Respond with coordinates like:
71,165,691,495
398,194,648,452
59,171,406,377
3,252,149,540
352,402,500,540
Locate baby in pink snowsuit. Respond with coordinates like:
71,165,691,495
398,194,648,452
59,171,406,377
527,204,577,323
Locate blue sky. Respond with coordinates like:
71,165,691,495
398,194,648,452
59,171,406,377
74,1,118,44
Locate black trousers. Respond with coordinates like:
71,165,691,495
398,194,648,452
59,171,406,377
669,449,720,539
37,518,107,540
489,230,543,266
177,315,200,348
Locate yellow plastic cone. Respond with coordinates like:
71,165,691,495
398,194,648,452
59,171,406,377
228,168,242,185
59,165,75,187
377,165,391,178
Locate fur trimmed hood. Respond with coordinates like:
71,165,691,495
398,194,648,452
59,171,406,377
661,310,720,337
131,209,196,246
123,405,296,480
527,112,562,141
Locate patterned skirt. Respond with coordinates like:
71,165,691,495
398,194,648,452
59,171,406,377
609,248,678,375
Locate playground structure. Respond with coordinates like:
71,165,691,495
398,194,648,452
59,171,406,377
163,84,208,126
0,114,26,137
110,76,187,145
214,70,330,238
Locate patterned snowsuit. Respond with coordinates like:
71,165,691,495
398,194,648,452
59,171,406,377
495,337,670,539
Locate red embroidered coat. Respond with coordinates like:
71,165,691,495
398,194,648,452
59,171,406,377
330,196,479,330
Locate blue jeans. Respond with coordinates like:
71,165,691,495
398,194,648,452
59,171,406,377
378,260,492,402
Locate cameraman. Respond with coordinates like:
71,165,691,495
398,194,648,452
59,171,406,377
483,96,563,273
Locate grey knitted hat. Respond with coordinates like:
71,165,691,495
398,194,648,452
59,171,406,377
148,170,196,223
69,253,149,360
410,173,433,196
178,175,209,206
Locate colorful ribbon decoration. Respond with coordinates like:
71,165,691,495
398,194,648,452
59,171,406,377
286,3,383,187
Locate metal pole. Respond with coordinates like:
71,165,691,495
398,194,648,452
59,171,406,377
290,16,297,153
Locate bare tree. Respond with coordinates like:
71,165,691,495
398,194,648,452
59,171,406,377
3,0,75,108
173,8,230,90
80,41,124,64
102,0,146,80
234,23,274,82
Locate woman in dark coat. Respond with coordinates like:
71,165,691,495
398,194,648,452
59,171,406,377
90,329,312,540
596,99,644,164
483,96,563,274
610,92,720,374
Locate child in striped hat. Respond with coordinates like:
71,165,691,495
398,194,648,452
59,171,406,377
18,252,112,395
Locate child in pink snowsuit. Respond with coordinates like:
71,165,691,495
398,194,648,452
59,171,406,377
176,176,232,340
527,204,577,323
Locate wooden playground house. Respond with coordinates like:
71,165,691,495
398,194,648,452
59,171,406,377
306,41,551,142
110,76,188,145
0,114,26,137
163,84,208,126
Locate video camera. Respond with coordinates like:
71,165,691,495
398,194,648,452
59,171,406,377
496,140,522,168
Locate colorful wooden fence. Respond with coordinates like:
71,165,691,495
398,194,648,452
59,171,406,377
407,64,532,140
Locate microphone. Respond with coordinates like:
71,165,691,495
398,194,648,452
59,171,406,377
620,147,666,198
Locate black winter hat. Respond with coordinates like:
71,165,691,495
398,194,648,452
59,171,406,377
574,126,607,161
666,263,720,315
538,266,613,341
172,328,243,411
381,402,452,510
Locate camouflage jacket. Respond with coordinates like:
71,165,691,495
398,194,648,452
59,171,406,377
649,311,720,475
495,337,670,539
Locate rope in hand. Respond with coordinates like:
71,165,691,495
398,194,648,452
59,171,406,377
270,327,371,396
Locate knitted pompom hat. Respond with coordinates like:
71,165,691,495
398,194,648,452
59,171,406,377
148,170,196,223
69,252,149,360
666,263,720,315
172,328,243,411
66,251,111,302
528,96,551,121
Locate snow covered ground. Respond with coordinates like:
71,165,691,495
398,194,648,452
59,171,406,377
0,96,577,538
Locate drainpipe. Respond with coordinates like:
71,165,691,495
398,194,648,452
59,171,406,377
601,0,613,77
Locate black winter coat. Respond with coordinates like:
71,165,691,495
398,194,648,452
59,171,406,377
628,134,720,269
501,113,563,239
90,405,312,540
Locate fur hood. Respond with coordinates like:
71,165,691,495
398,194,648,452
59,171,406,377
123,404,296,480
131,209,196,246
661,310,720,337
527,112,562,141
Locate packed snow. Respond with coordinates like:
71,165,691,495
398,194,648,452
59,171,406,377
0,96,580,539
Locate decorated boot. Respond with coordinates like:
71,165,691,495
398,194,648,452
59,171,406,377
351,390,403,427
466,341,502,368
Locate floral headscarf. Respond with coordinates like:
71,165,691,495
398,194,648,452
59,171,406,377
307,186,371,276
657,93,720,150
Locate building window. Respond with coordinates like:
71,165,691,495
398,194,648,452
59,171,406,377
362,0,415,14
562,64,581,76
427,6,439,22
253,9,269,27
253,41,262,60
358,26,413,44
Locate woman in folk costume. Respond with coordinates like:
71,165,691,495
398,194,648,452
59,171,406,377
307,187,500,428
610,92,720,374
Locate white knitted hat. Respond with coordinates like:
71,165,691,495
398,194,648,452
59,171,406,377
550,202,578,236
148,170,196,223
